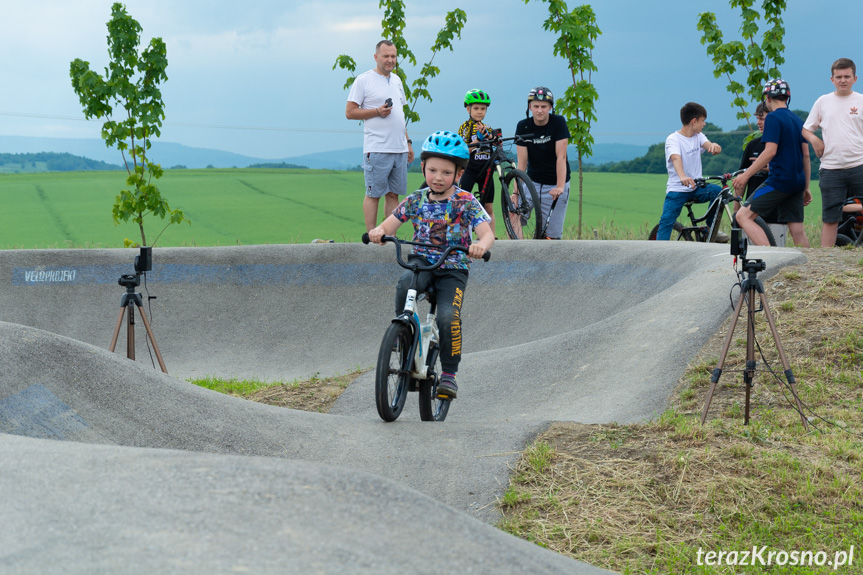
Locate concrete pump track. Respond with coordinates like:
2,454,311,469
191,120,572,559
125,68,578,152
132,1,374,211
0,241,804,574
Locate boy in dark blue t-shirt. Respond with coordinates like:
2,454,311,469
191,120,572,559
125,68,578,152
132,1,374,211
733,79,812,246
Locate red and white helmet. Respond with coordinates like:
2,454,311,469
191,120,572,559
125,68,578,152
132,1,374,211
526,86,554,116
763,78,790,101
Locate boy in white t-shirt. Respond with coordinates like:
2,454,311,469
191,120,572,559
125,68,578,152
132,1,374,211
802,57,863,247
656,102,723,240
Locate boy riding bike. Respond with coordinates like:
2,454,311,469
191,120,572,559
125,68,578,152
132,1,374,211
368,131,494,398
458,89,496,232
657,102,724,241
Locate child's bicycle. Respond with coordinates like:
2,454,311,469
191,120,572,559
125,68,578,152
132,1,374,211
362,233,491,422
648,169,777,246
469,129,544,239
835,196,863,247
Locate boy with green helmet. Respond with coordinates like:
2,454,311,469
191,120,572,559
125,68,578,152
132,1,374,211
458,89,497,233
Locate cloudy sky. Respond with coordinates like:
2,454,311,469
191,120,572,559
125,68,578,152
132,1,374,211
0,0,858,159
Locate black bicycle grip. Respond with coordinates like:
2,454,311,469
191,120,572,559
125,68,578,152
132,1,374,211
482,251,491,262
362,233,370,244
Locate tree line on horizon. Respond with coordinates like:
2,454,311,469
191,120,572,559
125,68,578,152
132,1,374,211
0,152,123,173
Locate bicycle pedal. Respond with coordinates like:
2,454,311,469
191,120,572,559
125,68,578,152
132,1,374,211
436,394,454,400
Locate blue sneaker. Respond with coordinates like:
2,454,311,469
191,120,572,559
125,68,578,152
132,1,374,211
437,374,458,399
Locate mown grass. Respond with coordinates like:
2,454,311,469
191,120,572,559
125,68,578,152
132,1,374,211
497,248,863,574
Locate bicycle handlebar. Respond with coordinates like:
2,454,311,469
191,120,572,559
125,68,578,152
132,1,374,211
361,234,491,269
693,169,748,187
467,132,534,149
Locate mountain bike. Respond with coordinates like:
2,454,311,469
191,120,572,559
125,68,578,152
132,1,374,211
648,169,776,246
835,196,863,247
362,233,491,422
468,129,542,239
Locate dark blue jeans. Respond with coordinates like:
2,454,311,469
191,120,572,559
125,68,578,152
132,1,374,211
657,184,722,240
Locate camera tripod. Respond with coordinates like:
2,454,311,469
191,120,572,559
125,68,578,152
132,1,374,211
108,273,168,373
700,258,808,428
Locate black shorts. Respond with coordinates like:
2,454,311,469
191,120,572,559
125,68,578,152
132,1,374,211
459,161,496,204
745,183,805,223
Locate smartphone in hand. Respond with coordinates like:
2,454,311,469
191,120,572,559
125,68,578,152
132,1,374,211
385,98,393,108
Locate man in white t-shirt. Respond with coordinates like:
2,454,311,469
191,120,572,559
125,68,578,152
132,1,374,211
803,57,863,247
345,40,414,231
655,102,722,240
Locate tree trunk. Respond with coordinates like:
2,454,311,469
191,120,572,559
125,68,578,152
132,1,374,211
577,152,584,240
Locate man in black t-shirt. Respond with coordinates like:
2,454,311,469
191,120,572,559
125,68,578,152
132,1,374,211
514,86,571,239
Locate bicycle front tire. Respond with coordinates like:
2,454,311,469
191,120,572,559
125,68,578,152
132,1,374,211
375,322,412,422
835,233,855,247
501,169,541,239
418,343,450,422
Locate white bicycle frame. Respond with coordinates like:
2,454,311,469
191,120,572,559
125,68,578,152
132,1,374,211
401,288,439,380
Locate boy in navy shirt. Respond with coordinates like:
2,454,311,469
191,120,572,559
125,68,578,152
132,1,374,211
733,79,812,247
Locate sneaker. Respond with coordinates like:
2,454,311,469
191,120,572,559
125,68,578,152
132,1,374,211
714,231,730,243
437,374,458,399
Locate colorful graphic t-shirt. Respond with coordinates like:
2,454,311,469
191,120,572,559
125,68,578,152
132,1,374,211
458,119,492,162
393,188,491,270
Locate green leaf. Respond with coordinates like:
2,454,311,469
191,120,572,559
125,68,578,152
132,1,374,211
696,0,786,133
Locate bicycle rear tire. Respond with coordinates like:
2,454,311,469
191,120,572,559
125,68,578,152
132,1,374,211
375,322,412,422
418,343,450,422
501,169,541,239
730,214,777,247
648,222,692,241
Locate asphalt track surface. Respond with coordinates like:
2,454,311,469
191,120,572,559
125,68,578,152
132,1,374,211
0,241,804,574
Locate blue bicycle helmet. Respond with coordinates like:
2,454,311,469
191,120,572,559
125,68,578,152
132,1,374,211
420,130,470,169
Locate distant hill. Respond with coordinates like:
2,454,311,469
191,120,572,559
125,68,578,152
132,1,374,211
0,135,267,170
0,135,649,172
0,152,123,173
577,143,649,166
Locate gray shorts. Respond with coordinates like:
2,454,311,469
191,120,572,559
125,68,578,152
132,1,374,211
521,181,570,239
363,152,408,199
819,164,863,223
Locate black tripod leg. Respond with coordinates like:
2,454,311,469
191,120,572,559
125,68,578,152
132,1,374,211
136,303,168,374
759,292,809,429
701,291,746,426
109,306,126,352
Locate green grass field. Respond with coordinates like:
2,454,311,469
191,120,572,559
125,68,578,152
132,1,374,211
0,168,825,248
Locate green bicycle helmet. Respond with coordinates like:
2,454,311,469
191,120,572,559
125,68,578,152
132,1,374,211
464,89,491,107
420,130,470,169
526,86,554,116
